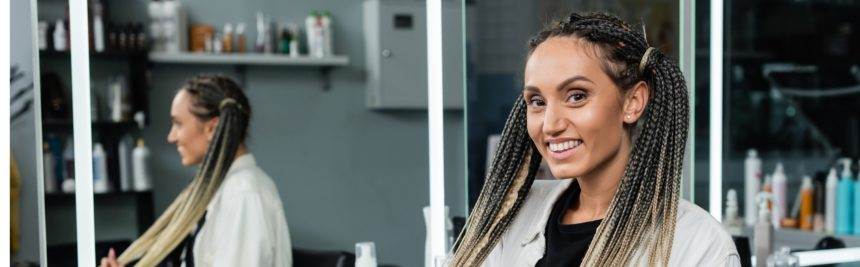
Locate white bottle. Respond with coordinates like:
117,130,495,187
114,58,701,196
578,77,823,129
772,162,787,228
92,0,106,52
745,149,762,226
38,21,49,50
355,242,378,267
53,19,67,51
43,143,57,193
93,143,110,193
118,135,133,191
826,167,838,233
723,189,743,235
306,11,325,58
288,23,300,57
320,10,333,56
132,139,152,191
755,192,774,267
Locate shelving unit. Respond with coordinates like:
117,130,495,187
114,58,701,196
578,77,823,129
740,227,860,250
148,52,350,90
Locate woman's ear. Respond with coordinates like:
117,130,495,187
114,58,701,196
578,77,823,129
622,81,650,124
204,117,219,141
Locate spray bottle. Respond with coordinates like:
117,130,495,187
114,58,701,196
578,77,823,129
836,158,854,234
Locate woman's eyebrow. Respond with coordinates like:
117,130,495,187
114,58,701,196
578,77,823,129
556,75,594,92
524,75,595,93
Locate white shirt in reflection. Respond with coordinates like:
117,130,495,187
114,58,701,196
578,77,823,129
182,153,293,267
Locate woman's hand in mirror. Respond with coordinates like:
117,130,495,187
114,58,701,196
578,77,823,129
99,248,124,267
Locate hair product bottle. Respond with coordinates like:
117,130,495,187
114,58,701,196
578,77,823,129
93,143,110,193
745,149,762,226
724,189,743,235
132,139,151,191
836,158,854,234
813,179,825,232
772,163,788,228
826,167,838,233
755,192,774,267
799,176,814,230
43,143,57,193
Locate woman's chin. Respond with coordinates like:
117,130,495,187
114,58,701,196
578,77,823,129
548,164,584,179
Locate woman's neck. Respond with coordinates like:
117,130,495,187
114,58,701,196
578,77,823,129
564,140,630,224
235,144,248,159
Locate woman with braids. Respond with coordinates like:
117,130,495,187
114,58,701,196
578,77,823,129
452,13,739,266
100,74,292,267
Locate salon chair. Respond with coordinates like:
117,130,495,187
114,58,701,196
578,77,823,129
293,247,356,267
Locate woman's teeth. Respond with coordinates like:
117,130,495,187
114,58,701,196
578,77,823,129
548,140,582,152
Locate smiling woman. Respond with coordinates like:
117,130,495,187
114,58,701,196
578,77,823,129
451,13,739,266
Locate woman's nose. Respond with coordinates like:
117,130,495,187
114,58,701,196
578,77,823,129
542,104,567,136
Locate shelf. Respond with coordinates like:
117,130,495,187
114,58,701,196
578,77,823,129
39,49,148,59
43,119,138,133
45,190,153,203
740,226,860,249
148,52,349,66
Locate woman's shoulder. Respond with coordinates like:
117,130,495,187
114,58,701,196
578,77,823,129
669,199,740,265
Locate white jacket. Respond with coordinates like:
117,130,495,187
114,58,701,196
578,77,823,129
481,179,740,266
185,154,293,267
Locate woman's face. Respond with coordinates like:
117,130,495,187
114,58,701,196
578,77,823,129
167,90,218,166
523,37,647,179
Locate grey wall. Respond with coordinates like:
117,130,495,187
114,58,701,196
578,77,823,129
11,0,42,263
133,1,465,267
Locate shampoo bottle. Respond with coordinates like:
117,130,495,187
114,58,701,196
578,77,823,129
93,143,110,193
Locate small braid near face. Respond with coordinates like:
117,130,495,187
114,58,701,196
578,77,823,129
451,12,689,266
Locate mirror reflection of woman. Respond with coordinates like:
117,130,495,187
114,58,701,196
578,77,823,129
452,13,739,266
100,74,292,267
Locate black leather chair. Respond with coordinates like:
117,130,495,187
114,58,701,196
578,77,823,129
292,247,356,267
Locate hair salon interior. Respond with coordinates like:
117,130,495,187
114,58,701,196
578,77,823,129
7,0,860,266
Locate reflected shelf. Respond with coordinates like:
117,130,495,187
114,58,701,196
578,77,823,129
148,52,349,66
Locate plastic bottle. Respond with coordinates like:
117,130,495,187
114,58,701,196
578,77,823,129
813,179,825,232
63,138,74,180
236,23,246,53
223,23,233,53
799,176,814,230
53,19,67,51
92,1,106,52
723,189,743,235
772,163,788,228
745,149,762,226
288,23,299,57
826,168,838,233
836,158,854,234
306,11,325,58
118,135,133,191
766,246,799,267
92,143,110,193
321,10,333,56
355,242,378,267
854,160,860,234
132,139,151,191
43,143,57,193
755,192,774,267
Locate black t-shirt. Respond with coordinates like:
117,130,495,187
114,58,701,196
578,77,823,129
535,182,602,267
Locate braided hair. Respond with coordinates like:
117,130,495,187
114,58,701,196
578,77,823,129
451,12,688,266
118,74,251,266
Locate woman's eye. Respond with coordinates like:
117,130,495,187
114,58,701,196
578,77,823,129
527,96,545,107
567,91,587,102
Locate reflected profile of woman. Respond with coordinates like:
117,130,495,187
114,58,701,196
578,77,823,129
451,13,739,266
100,74,292,267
